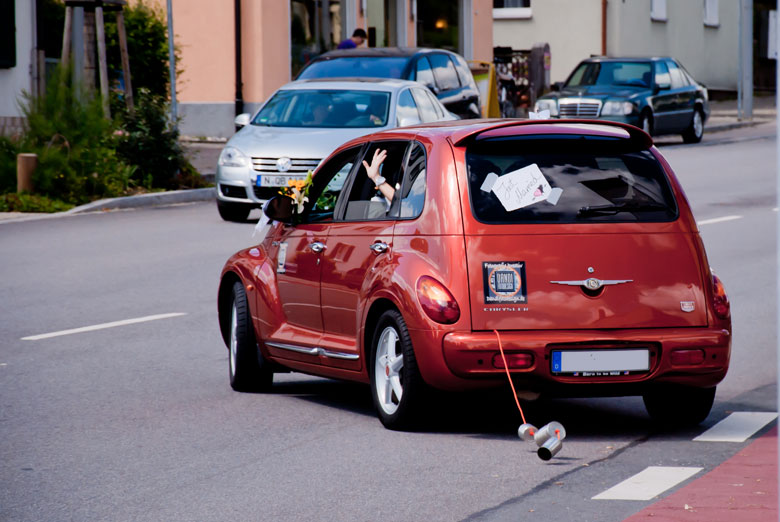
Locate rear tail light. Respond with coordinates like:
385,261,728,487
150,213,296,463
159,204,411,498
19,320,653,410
492,353,534,369
711,273,730,320
416,276,460,324
670,349,705,366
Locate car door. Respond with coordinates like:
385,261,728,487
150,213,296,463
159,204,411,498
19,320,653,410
666,59,696,132
318,140,410,368
427,53,469,117
264,146,361,361
650,60,675,133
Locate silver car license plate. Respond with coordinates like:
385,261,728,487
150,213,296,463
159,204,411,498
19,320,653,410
256,175,306,188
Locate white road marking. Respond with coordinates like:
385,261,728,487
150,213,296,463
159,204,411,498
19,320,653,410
697,215,742,226
592,466,702,501
21,313,187,341
693,412,777,443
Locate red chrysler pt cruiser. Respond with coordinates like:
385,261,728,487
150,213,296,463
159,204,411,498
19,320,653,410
218,120,731,430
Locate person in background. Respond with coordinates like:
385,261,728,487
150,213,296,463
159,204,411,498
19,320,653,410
338,28,367,49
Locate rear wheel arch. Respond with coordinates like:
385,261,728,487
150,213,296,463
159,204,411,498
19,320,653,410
363,298,400,363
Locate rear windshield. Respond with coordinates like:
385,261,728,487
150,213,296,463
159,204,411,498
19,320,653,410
297,57,409,80
466,135,678,224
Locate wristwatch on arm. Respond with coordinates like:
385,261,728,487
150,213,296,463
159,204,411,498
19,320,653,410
373,175,386,187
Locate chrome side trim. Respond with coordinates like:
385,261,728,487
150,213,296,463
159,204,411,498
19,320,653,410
319,349,360,361
266,342,360,361
266,341,319,356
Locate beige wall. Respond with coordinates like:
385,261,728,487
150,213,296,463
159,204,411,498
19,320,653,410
472,0,494,62
241,1,291,105
493,0,602,84
494,0,738,90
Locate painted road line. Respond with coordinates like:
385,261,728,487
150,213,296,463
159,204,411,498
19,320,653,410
21,313,187,341
592,466,703,501
693,412,778,443
697,215,742,226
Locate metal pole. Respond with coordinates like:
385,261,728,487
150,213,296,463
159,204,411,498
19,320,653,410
741,0,754,120
234,0,243,117
775,4,779,522
166,0,177,123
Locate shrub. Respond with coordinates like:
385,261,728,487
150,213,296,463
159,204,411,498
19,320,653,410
0,193,73,213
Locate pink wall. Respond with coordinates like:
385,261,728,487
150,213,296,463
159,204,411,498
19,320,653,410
242,1,291,104
473,0,493,62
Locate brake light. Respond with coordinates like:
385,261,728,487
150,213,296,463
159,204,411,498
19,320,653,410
416,276,460,324
711,273,730,320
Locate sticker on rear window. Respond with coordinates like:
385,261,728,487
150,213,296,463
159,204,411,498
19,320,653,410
491,164,552,211
483,261,527,304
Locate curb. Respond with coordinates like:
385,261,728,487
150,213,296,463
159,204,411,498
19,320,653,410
66,187,215,214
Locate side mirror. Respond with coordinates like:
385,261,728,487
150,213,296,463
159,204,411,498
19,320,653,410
234,113,251,127
398,116,422,127
263,195,294,224
655,82,671,92
552,81,563,92
426,84,439,95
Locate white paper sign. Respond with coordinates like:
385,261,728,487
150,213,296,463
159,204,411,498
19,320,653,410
480,172,499,193
491,163,552,211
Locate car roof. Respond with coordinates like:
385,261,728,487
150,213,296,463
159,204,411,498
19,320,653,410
279,78,420,92
580,56,674,63
311,47,456,60
335,119,653,149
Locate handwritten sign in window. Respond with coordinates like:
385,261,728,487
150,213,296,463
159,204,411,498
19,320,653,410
491,163,552,211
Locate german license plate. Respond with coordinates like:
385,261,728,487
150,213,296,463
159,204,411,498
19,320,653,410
256,174,306,188
551,349,649,376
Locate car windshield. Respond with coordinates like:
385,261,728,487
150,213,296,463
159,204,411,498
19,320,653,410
297,57,409,79
566,61,653,88
251,89,391,128
466,135,678,224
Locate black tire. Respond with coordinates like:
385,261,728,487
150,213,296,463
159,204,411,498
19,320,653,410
638,111,653,136
368,309,427,430
228,281,273,392
682,108,705,143
643,385,715,427
217,200,251,222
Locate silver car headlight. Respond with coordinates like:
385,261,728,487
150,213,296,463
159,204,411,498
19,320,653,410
534,99,559,117
601,100,635,116
218,146,249,168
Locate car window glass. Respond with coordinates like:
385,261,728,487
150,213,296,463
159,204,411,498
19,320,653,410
297,57,408,79
411,88,440,122
424,89,447,118
452,54,474,89
666,60,688,89
396,89,422,127
399,143,426,219
301,146,361,223
428,53,460,91
654,61,671,87
415,57,435,89
466,135,678,224
343,141,408,221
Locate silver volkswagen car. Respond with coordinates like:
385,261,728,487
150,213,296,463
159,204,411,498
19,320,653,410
215,78,456,221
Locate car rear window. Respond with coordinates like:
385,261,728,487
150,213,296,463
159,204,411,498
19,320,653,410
297,57,409,79
466,135,678,224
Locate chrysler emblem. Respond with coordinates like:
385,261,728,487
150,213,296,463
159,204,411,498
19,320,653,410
276,157,292,172
550,278,633,290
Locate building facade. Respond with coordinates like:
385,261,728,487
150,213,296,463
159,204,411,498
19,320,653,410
161,0,494,138
494,0,739,91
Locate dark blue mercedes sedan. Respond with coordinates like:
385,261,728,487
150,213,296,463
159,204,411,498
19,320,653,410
534,57,709,143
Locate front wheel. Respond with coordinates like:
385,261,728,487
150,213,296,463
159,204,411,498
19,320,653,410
682,108,704,143
228,281,273,392
643,385,715,427
369,309,426,430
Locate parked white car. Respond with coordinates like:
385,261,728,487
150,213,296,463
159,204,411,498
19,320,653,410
215,78,457,221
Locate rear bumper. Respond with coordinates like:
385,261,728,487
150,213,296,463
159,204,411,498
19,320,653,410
428,327,730,394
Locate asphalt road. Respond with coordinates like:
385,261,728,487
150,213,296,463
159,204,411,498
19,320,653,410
1,124,777,521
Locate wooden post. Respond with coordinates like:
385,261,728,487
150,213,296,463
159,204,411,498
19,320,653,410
61,5,73,68
95,6,110,118
116,11,134,114
17,154,37,193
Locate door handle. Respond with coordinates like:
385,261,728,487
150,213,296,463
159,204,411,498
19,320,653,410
369,242,389,254
309,241,326,253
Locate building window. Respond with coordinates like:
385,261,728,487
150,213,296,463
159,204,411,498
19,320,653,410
651,0,667,22
704,0,719,27
493,0,531,20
